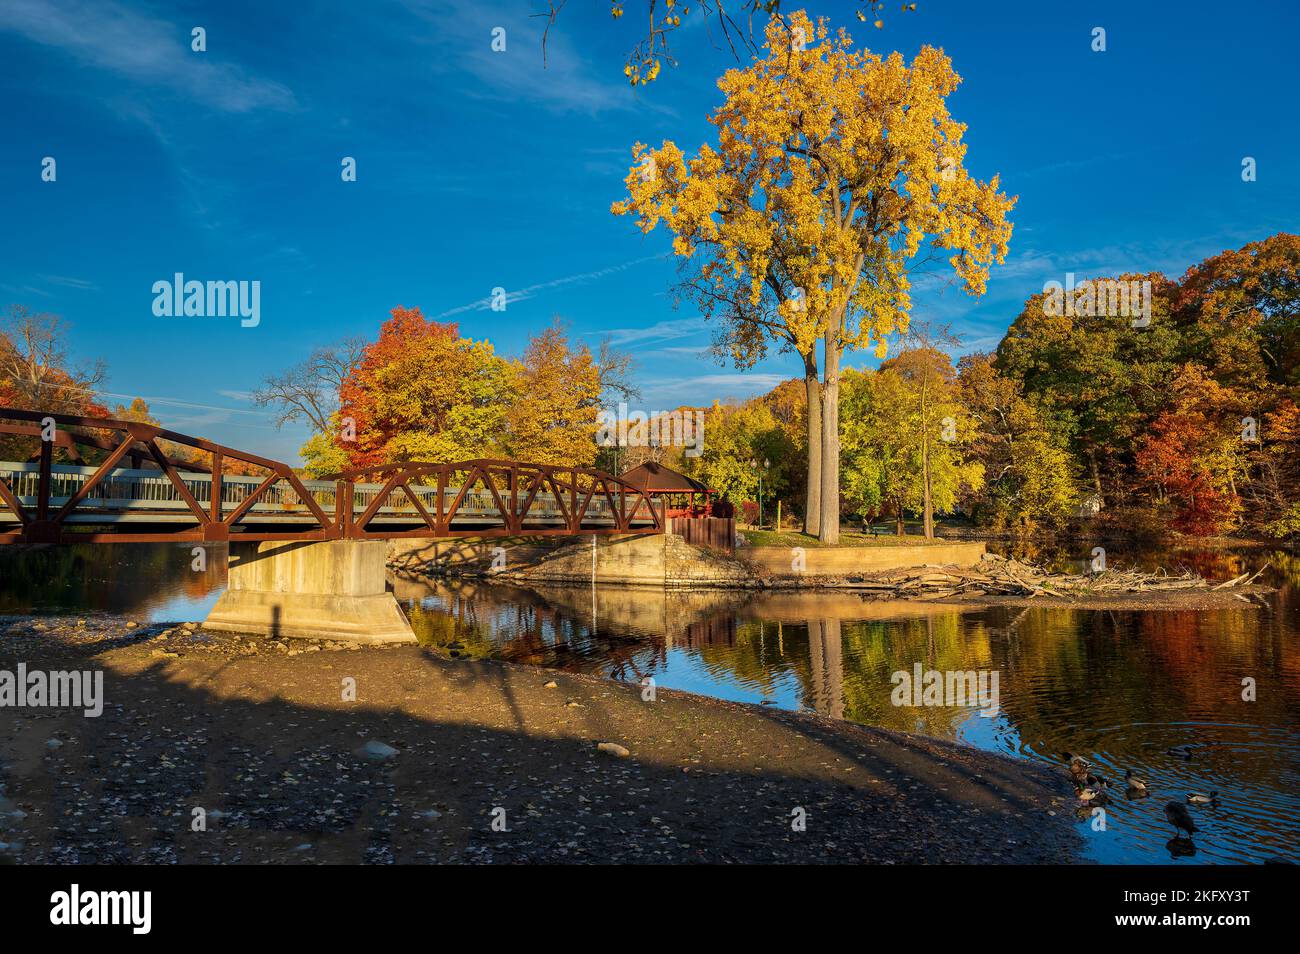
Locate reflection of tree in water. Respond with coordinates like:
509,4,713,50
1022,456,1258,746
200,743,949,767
410,580,671,679
400,574,1299,863
693,618,798,699
0,543,224,615
688,609,993,733
829,612,993,734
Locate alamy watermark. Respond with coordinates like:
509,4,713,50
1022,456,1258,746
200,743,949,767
596,402,705,457
1042,273,1151,327
0,663,103,717
50,884,150,934
891,663,1000,717
152,273,260,328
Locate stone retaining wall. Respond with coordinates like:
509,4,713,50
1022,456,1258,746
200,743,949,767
389,535,986,588
737,541,986,577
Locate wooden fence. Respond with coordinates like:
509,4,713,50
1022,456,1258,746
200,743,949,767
668,515,736,553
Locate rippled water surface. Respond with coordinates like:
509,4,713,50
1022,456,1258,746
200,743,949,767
3,541,1298,864
394,544,1300,865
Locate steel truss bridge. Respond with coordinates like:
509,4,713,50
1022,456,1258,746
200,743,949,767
0,408,663,545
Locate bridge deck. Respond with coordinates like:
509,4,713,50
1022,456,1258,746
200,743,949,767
0,409,665,544
0,462,649,532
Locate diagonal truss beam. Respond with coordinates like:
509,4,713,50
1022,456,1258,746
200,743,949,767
0,408,665,543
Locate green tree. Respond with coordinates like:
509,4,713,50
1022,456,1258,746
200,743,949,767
683,399,794,510
995,274,1180,500
957,353,1080,531
841,354,983,536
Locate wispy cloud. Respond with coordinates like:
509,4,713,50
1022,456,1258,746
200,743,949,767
640,372,790,406
600,316,707,347
0,0,295,112
0,283,53,298
37,274,98,291
434,253,669,319
652,344,711,356
399,0,654,115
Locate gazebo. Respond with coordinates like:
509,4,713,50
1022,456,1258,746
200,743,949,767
618,462,715,518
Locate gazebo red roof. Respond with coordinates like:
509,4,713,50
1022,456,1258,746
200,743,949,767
619,462,711,495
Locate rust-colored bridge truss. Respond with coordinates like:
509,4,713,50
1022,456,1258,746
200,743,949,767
0,408,663,545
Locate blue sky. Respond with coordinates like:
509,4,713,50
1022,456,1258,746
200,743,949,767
1,0,1297,461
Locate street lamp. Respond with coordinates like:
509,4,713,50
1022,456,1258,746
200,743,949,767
750,457,770,527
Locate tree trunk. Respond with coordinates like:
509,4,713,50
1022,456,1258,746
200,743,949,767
803,360,821,536
1086,446,1102,495
920,377,934,539
818,336,841,544
922,444,934,538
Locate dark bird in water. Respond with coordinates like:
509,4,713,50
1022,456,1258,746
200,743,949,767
1125,769,1149,795
1187,791,1218,805
1166,801,1198,839
1077,782,1107,805
1062,752,1092,783
1167,745,1195,760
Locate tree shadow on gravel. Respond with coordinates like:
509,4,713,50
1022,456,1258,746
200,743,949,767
0,628,1083,865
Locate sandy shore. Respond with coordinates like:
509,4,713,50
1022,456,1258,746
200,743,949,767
0,614,1083,864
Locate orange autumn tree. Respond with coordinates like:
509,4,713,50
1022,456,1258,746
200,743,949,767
0,305,107,416
1135,366,1251,535
1174,232,1300,393
329,307,513,471
614,10,1015,541
1255,400,1300,538
1,305,110,462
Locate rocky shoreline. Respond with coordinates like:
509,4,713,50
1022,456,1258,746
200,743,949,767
433,545,1275,612
0,613,1083,864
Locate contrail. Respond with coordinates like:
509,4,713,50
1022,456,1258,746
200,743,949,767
434,252,670,319
18,380,276,422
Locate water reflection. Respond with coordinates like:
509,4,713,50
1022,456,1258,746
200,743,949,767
0,543,226,622
2,542,1298,864
395,550,1300,865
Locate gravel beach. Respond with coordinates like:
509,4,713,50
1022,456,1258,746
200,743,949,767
0,615,1083,864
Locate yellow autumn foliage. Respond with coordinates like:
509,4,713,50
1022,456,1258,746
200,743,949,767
613,10,1015,359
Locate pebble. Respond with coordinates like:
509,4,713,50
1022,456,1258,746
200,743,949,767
597,742,630,758
358,740,400,760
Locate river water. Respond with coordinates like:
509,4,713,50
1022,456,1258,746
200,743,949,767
2,541,1297,865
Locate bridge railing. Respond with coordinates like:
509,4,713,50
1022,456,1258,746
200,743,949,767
0,462,615,522
0,407,661,543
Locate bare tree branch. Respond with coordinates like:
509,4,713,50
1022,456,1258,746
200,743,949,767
252,337,365,433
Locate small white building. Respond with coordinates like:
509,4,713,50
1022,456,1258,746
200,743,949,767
1075,493,1104,518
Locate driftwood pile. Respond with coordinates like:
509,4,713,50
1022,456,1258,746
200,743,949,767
838,552,1270,601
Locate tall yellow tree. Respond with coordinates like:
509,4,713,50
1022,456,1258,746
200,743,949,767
614,10,1014,541
505,320,602,466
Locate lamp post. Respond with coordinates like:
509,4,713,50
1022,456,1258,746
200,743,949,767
750,457,770,527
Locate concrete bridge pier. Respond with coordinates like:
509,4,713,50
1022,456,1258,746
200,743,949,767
205,539,416,644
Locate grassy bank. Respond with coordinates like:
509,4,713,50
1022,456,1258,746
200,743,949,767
742,529,960,548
